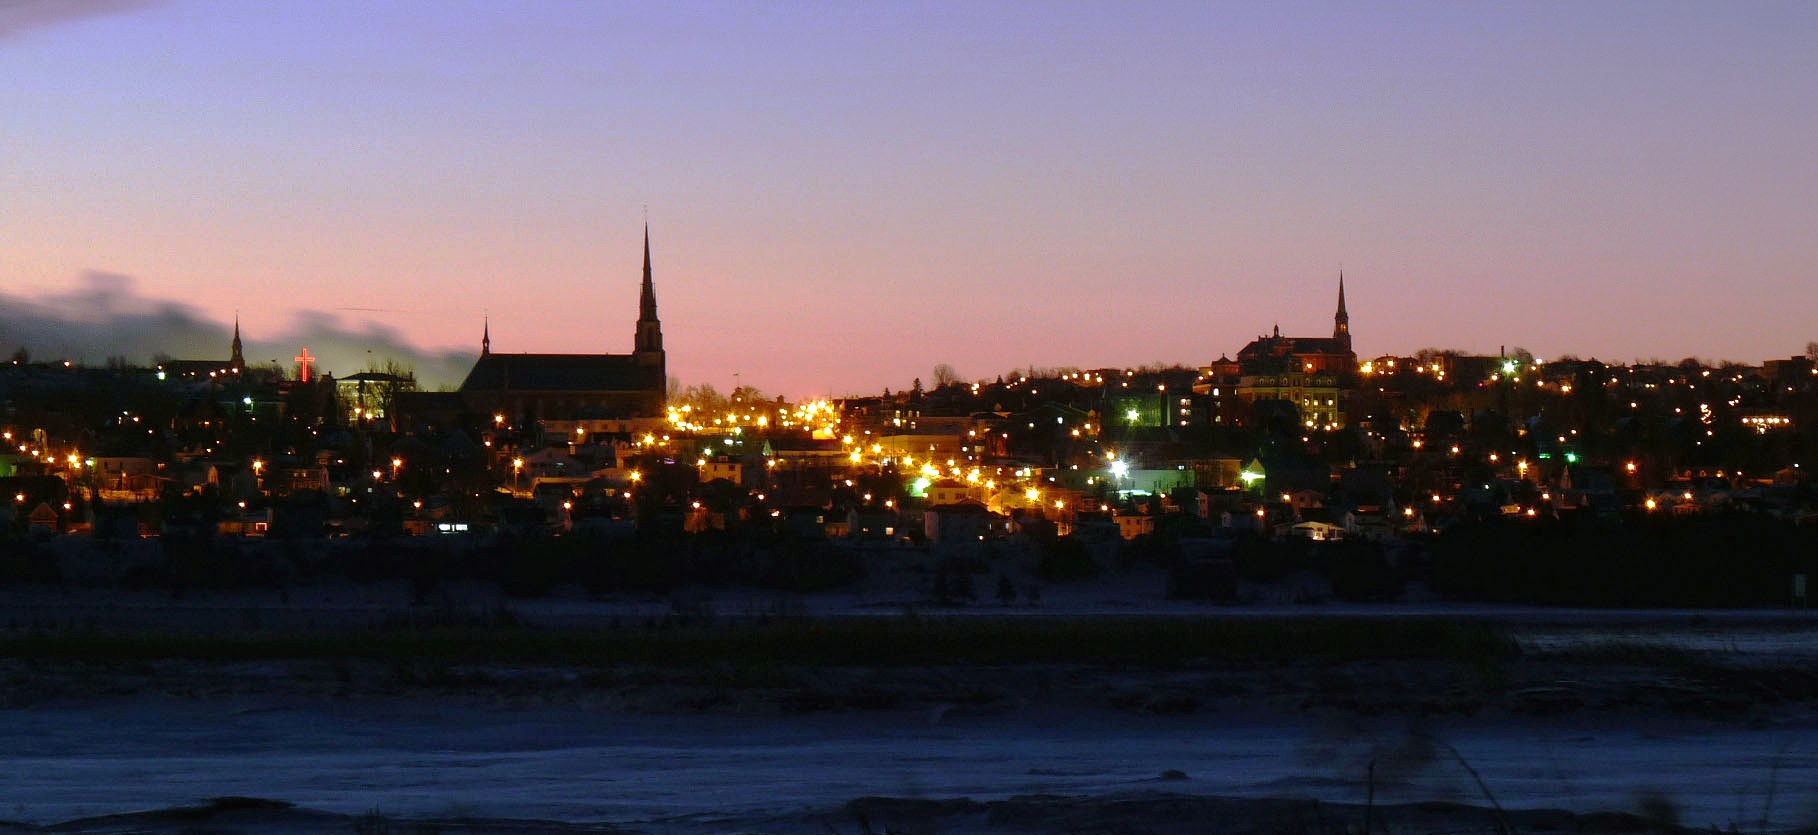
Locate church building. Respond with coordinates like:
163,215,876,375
1234,274,1355,376
457,227,667,423
158,317,247,381
1202,275,1357,430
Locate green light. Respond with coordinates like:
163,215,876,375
1239,470,1263,485
910,477,931,497
1565,452,1579,464
1126,409,1140,422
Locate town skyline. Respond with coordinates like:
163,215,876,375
4,1,1816,396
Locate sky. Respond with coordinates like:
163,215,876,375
2,0,1815,396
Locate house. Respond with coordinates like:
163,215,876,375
93,456,157,484
1342,505,1408,540
925,478,983,507
924,500,1000,544
1291,519,1344,541
763,437,852,470
94,457,165,502
521,447,592,493
27,502,61,533
845,506,901,540
274,464,330,496
1222,505,1272,536
872,432,967,461
700,456,744,485
779,506,832,540
205,462,259,498
1114,466,1197,496
1113,513,1156,540
217,507,272,537
1243,451,1331,496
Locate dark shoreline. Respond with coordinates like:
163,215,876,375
3,614,1816,724
0,791,1737,835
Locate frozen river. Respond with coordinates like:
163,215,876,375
4,699,1815,832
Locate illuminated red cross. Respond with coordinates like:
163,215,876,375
293,347,316,382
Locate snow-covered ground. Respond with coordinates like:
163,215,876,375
3,699,1815,831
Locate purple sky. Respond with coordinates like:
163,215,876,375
2,0,1814,395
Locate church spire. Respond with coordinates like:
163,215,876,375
481,316,491,356
230,314,244,371
639,224,658,321
1333,271,1350,348
634,223,664,365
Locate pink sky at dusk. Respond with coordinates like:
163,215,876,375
1,1,1814,396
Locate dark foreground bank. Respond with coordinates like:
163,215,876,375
0,792,1785,835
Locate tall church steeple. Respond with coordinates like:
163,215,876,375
230,315,245,372
481,316,491,356
1333,272,1350,349
634,223,664,367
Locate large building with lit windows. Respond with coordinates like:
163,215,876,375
1235,371,1344,430
457,228,667,423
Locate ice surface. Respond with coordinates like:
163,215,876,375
3,700,1814,831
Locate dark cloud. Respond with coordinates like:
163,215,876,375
0,272,477,389
0,0,159,40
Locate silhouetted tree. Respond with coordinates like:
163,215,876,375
932,363,963,388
